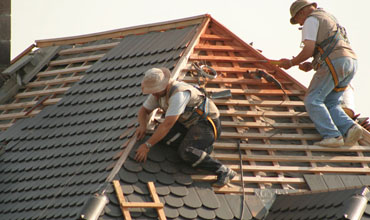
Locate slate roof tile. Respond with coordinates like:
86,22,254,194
0,18,271,220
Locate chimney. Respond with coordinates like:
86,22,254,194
0,0,11,74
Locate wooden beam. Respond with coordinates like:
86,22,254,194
189,54,264,63
58,43,119,56
217,110,308,117
200,34,233,41
192,175,305,184
215,100,305,107
0,98,61,111
148,182,167,220
113,180,132,220
26,76,84,88
213,187,307,194
49,54,104,66
206,88,304,96
221,121,315,129
0,110,41,120
121,202,164,208
37,66,91,78
213,142,370,152
214,154,370,163
220,131,321,140
226,164,370,174
15,87,69,99
182,76,293,86
194,44,247,52
0,123,13,130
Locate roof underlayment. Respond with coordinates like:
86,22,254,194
0,14,370,220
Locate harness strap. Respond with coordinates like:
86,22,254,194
317,46,347,92
195,108,218,140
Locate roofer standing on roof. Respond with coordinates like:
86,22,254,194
134,67,236,186
277,0,363,147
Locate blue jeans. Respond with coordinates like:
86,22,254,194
305,57,357,139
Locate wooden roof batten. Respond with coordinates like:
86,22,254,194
176,16,370,194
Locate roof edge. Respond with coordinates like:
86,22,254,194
35,14,209,48
172,15,211,80
209,17,308,92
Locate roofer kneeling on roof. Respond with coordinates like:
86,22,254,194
134,67,236,186
277,0,363,147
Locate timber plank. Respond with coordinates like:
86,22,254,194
0,123,13,130
0,110,41,120
194,44,247,52
217,110,308,117
192,175,305,184
189,54,263,63
206,88,304,96
58,42,119,55
15,87,70,99
225,165,370,174
213,142,370,152
37,66,91,77
26,76,83,87
214,154,370,163
214,187,306,194
0,98,61,111
215,100,305,107
220,131,321,140
200,34,233,41
49,54,104,66
182,76,293,86
221,121,315,129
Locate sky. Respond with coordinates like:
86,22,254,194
11,0,370,117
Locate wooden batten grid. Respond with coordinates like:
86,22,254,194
0,42,115,131
113,180,166,220
182,19,370,194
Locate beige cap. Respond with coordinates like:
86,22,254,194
141,67,171,94
290,0,317,24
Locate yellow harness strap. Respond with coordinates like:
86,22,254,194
195,108,218,139
317,46,347,92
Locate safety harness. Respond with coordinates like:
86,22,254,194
168,84,218,139
314,22,349,92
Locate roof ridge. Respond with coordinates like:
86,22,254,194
35,14,209,48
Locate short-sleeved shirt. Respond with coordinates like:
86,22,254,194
143,91,191,117
302,16,319,42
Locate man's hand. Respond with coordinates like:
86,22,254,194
135,144,150,162
278,59,293,70
135,125,147,140
299,62,313,72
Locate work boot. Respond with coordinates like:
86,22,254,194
345,124,363,146
213,165,237,187
314,136,344,147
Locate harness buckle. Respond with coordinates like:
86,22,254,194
317,56,324,65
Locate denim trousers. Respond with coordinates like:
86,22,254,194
160,118,223,173
305,57,357,139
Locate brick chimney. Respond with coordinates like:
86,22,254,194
0,0,11,74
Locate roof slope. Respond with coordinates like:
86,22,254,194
265,186,369,220
0,14,370,220
0,20,200,220
304,174,370,220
